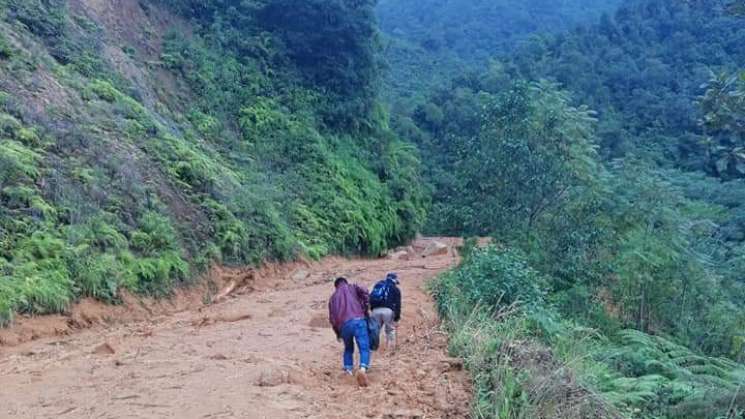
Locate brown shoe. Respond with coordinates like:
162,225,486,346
356,368,369,387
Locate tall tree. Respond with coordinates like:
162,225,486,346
261,0,381,129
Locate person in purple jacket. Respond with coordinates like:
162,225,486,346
328,277,371,387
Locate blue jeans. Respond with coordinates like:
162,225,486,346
341,318,370,371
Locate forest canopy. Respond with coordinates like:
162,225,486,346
377,0,745,417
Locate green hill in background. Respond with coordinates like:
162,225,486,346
376,0,622,104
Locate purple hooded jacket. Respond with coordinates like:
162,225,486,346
328,282,369,337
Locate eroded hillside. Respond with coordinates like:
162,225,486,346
0,0,426,324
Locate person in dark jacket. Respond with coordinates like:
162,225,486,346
328,277,371,387
370,272,402,352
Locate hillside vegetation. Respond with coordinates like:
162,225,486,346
424,74,745,417
0,0,426,325
378,0,745,417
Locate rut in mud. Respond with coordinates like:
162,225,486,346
0,238,471,419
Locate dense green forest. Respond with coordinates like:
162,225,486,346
377,0,745,417
0,0,425,324
376,0,622,105
504,0,745,167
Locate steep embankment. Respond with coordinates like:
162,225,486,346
0,1,426,324
0,238,471,419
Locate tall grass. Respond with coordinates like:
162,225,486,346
433,244,745,419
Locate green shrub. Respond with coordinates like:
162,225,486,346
187,110,221,139
434,244,745,419
15,127,41,146
439,245,548,311
0,33,13,59
131,251,188,296
5,0,67,40
69,50,106,78
131,212,180,254
0,280,16,326
12,266,72,314
150,133,220,193
73,253,130,302
65,216,128,252
204,200,251,262
88,79,121,103
0,113,22,136
0,140,41,182
239,97,289,142
10,231,74,314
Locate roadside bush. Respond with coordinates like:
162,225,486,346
72,252,132,302
434,253,614,418
130,251,188,297
0,281,14,326
11,231,74,314
434,243,745,419
436,245,548,312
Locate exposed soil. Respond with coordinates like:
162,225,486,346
0,238,471,419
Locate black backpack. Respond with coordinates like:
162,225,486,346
369,280,391,307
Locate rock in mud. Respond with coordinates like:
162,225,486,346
93,342,116,355
382,410,425,419
308,313,329,328
387,250,413,261
221,312,252,323
257,368,288,387
442,358,464,371
268,308,287,318
291,269,310,282
255,364,307,387
422,241,449,257
388,246,416,260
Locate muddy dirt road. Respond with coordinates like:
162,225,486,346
0,238,471,419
